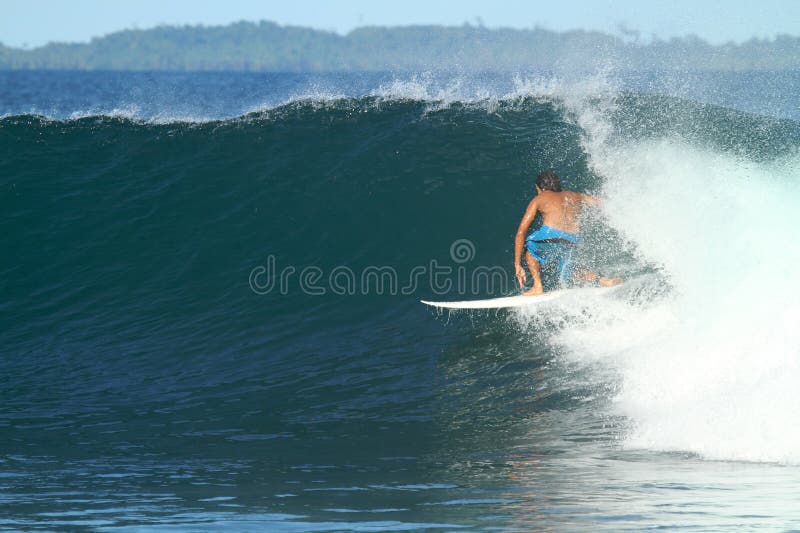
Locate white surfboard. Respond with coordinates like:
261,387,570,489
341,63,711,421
420,283,625,309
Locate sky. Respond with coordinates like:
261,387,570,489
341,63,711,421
2,0,798,48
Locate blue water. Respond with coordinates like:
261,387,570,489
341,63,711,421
2,69,800,531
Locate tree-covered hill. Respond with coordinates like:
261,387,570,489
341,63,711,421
1,20,798,71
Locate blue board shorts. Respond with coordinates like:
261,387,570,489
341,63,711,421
525,225,581,287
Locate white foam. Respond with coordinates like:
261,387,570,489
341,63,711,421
67,104,142,121
551,78,800,463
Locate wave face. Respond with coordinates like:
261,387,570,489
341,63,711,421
2,73,800,529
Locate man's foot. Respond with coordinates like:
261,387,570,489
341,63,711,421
522,286,544,296
599,277,623,287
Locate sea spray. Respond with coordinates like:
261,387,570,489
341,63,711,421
552,77,800,463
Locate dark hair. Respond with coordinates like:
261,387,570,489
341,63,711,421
536,171,562,192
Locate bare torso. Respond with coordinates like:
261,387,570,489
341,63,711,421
534,190,590,234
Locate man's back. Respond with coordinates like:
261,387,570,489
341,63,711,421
535,190,593,234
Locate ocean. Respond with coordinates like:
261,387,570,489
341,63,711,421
2,70,800,531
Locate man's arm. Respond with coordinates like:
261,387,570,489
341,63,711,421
514,198,539,289
581,193,602,207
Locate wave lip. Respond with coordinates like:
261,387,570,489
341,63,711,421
5,70,799,124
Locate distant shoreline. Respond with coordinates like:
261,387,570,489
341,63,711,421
2,20,799,72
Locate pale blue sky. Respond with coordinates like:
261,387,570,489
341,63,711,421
2,0,798,48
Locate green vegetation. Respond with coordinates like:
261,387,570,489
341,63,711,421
1,20,799,71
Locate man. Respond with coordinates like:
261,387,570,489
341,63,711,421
514,171,621,296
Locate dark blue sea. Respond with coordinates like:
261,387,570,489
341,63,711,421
2,69,800,531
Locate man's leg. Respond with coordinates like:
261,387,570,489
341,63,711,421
523,251,544,296
599,276,623,286
575,270,623,287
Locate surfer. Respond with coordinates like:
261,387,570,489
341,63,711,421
514,171,622,296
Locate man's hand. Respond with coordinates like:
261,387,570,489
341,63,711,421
515,264,527,289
